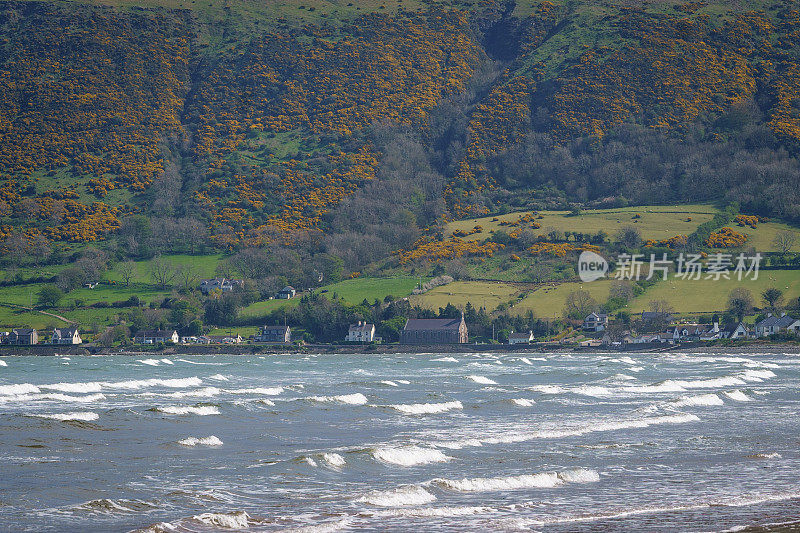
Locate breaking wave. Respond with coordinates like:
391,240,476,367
192,511,251,529
371,445,451,466
388,401,463,415
511,398,535,407
432,469,599,492
34,411,99,421
308,393,368,405
434,414,700,449
155,406,219,416
723,390,751,402
229,387,283,396
178,436,223,446
467,375,497,385
670,393,724,407
357,485,436,507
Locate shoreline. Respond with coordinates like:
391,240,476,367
1,340,798,357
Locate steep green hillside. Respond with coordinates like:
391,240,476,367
1,0,799,273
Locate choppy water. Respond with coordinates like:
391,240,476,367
0,351,799,532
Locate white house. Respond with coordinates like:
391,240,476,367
719,322,749,339
583,312,608,332
199,278,243,295
277,286,296,299
508,330,534,345
51,327,82,345
134,329,179,344
346,322,376,343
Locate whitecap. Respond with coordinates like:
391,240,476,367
160,359,174,365
433,414,700,449
379,380,398,387
364,505,495,518
42,382,103,393
156,406,219,416
34,411,98,422
228,387,283,396
322,453,346,467
0,383,41,395
208,374,229,381
309,393,368,405
371,446,451,466
0,360,8,367
671,393,724,407
357,485,436,507
511,398,535,407
388,401,463,415
433,469,599,492
168,387,220,398
396,380,410,385
519,357,533,365
572,385,612,397
178,436,223,446
138,359,160,366
527,385,564,394
432,357,459,363
192,511,250,529
740,369,776,382
467,375,497,385
748,452,781,459
723,390,751,402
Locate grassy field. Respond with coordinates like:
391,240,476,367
626,270,800,314
446,205,800,253
106,254,224,284
410,281,522,312
240,276,423,318
446,205,718,243
406,269,800,319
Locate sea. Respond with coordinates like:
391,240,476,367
0,351,799,532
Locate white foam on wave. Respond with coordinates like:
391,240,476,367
208,374,229,381
740,369,776,382
372,445,451,466
322,453,346,467
178,436,223,447
138,359,160,366
433,413,700,449
229,387,283,396
309,393,368,405
156,406,219,416
388,401,463,415
0,360,7,367
168,387,220,398
433,469,599,492
365,505,496,518
0,383,41,395
0,392,105,404
396,380,410,385
527,384,565,394
192,511,250,529
380,380,398,387
357,485,436,507
671,393,724,407
723,390,751,402
743,360,780,369
34,411,99,421
572,385,612,397
432,357,459,363
511,398,535,407
42,377,202,394
468,375,497,385
160,358,174,365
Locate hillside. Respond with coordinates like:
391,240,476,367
0,0,799,273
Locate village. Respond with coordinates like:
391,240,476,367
1,274,798,350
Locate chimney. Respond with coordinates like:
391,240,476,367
712,321,719,333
